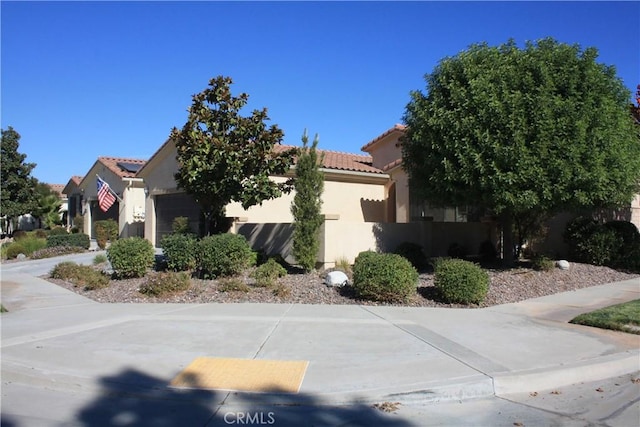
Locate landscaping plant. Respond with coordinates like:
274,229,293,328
197,233,254,278
434,259,489,304
352,251,418,303
107,237,155,279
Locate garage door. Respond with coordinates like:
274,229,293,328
154,193,201,244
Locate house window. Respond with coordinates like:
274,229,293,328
409,187,480,222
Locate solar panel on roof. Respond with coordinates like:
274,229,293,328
117,162,143,173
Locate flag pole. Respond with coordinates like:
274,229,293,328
96,174,124,202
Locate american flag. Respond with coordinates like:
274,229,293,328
97,176,117,212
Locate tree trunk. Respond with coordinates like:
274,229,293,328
501,213,516,266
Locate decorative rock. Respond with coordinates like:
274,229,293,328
324,270,349,287
16,253,26,260
556,260,570,270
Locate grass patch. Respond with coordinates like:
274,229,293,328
1,304,7,313
570,299,640,334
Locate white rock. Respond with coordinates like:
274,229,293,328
556,260,570,270
16,253,26,260
324,270,349,287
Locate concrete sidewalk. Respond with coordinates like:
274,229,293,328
1,258,638,426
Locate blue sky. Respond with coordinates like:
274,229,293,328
2,1,639,185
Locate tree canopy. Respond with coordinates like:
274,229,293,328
402,38,640,261
171,76,296,235
1,127,38,222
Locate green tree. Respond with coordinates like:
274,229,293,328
291,130,324,271
1,127,38,232
32,183,62,229
402,38,640,264
171,76,296,235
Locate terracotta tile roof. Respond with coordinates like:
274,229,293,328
98,157,147,178
47,184,65,197
70,176,83,185
277,145,384,174
361,124,406,152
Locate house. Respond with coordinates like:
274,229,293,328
73,157,147,239
62,176,84,230
136,127,497,267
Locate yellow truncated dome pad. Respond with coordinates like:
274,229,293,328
170,357,309,393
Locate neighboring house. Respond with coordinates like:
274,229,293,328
75,157,146,239
47,183,68,226
62,176,84,229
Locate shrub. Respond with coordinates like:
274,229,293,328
94,219,119,249
46,233,90,249
50,261,109,290
93,254,108,265
33,229,48,238
160,233,198,271
219,278,251,293
334,256,352,275
564,216,600,262
139,271,191,296
251,258,287,287
272,283,291,298
603,221,640,268
6,242,26,259
197,233,254,278
11,230,27,241
8,236,47,257
71,214,84,234
531,254,555,272
582,227,622,266
31,246,84,259
48,227,69,236
107,237,155,279
393,242,428,270
434,259,489,305
172,216,193,235
352,251,418,303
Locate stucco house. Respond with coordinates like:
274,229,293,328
136,126,497,267
62,176,83,229
72,157,147,239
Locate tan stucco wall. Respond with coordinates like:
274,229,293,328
390,169,410,223
366,132,403,170
227,176,387,223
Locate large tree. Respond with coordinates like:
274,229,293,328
402,38,640,263
291,130,324,271
1,127,38,233
171,76,296,235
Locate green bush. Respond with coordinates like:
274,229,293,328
6,236,47,258
12,230,27,241
171,216,193,235
434,259,489,304
531,254,555,272
603,221,640,269
583,227,623,266
6,242,26,259
393,242,428,270
160,233,198,271
197,233,254,278
107,237,155,279
93,254,108,265
564,216,600,262
352,251,418,303
251,258,287,287
50,261,110,290
48,227,69,236
139,271,191,296
71,214,84,234
219,278,251,293
33,229,49,238
94,219,119,249
46,233,90,249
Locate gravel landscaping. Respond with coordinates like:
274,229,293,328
46,261,639,308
